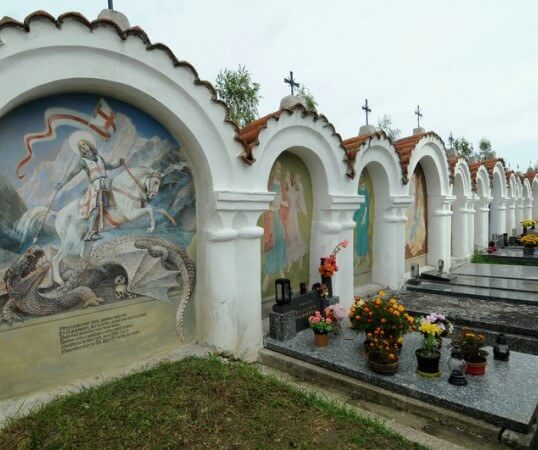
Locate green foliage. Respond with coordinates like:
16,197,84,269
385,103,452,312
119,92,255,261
297,85,318,111
377,114,401,141
453,137,474,159
215,65,261,127
477,138,495,161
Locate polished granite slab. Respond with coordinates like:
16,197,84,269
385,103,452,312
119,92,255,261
436,274,538,293
406,282,538,305
453,263,538,281
265,330,538,433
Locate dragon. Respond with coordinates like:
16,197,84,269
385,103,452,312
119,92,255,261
1,235,195,339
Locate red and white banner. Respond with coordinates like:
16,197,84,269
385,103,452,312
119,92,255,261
16,99,116,179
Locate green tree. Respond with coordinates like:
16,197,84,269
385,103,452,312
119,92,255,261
453,137,474,159
477,138,495,160
376,114,401,141
215,66,261,127
297,86,318,111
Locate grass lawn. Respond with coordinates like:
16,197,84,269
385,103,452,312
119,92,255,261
471,251,538,266
0,356,424,449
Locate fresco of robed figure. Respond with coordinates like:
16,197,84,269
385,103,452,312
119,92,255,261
260,153,313,299
354,170,375,276
0,93,196,329
405,164,428,259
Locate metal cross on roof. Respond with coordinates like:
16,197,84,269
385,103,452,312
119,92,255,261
415,105,423,127
361,99,372,126
284,71,300,96
448,132,454,149
108,0,114,10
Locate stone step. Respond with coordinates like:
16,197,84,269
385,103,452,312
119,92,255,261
439,274,538,294
406,282,538,306
452,263,538,281
258,348,537,449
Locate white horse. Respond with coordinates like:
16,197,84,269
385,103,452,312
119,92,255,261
18,166,175,285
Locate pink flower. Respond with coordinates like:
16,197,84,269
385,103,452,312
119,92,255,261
324,306,332,316
326,318,332,324
308,316,315,322
332,304,347,321
342,240,349,248
312,317,320,324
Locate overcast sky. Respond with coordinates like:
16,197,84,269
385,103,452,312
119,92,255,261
4,1,537,171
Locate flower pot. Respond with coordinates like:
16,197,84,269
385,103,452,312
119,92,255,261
523,246,536,256
367,356,400,375
415,349,441,377
465,358,487,375
320,275,333,297
314,331,329,347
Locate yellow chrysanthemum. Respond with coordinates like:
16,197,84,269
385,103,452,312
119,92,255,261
418,322,442,336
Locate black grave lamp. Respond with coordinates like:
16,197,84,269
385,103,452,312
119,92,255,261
275,278,292,306
448,348,468,386
493,334,510,361
437,259,444,274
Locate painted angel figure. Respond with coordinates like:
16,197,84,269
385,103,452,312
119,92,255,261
285,172,308,270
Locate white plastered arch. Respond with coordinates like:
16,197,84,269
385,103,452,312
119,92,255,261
523,178,534,219
533,176,538,219
250,109,359,304
474,165,493,249
490,162,508,235
451,159,473,261
405,135,452,268
353,135,408,288
0,15,258,356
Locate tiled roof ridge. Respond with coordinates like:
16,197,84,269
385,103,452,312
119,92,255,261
393,131,447,184
237,104,347,172
0,10,248,156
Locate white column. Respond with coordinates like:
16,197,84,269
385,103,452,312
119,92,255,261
491,197,507,236
428,195,455,270
376,196,413,289
474,196,492,249
451,202,468,261
524,197,533,220
506,198,516,236
465,196,476,258
198,190,273,361
515,198,524,233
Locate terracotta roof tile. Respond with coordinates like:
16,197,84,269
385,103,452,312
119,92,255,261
237,105,348,173
394,131,446,181
468,162,483,190
524,171,536,183
0,11,249,158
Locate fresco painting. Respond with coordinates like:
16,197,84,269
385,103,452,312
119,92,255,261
405,164,428,259
260,152,313,300
354,170,375,275
0,94,196,327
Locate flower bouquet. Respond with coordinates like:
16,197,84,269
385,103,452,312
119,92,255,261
318,240,349,296
324,303,347,335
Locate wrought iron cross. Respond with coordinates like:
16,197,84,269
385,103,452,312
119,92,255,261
108,0,114,10
415,105,423,127
361,99,372,126
284,71,300,96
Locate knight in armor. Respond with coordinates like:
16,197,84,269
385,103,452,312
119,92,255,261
56,131,124,241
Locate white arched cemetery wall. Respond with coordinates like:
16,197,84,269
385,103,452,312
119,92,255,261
406,136,453,270
450,159,473,264
474,166,492,249
354,135,410,290
248,108,361,309
0,13,275,373
523,179,533,219
506,173,517,236
490,163,508,236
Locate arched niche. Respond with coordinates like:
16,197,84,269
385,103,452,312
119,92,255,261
353,134,407,290
474,165,492,249
490,163,507,235
522,179,533,219
450,159,473,262
405,164,429,266
259,152,313,302
533,177,538,219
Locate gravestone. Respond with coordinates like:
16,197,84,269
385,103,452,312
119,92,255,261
269,291,339,341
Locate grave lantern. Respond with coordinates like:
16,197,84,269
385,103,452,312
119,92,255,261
493,334,510,361
437,259,444,274
448,348,468,386
411,264,420,279
275,278,292,306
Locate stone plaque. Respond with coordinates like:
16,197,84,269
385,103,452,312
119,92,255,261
272,292,338,332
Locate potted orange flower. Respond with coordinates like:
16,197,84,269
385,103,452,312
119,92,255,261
349,292,415,351
366,331,400,375
519,234,538,256
452,328,488,375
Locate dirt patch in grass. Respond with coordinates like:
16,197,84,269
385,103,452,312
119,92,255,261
0,356,424,449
